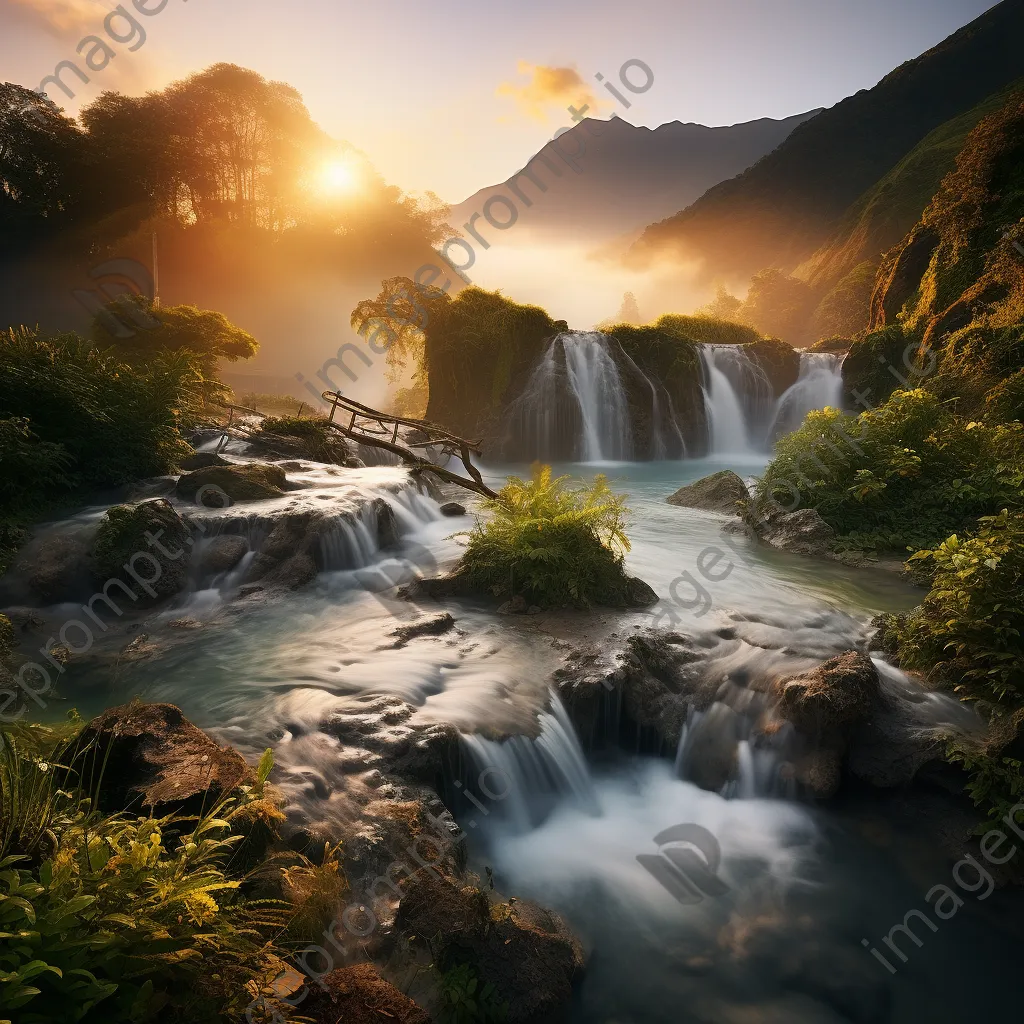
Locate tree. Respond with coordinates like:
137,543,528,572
697,284,743,321
90,294,258,386
738,268,816,345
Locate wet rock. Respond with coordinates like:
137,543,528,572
773,651,880,739
681,702,740,792
439,502,466,517
238,583,264,597
498,595,528,615
555,630,707,753
175,463,288,505
738,505,838,558
620,575,659,607
250,552,317,590
388,613,456,647
179,451,230,470
397,874,584,1024
200,535,249,574
92,499,192,604
667,470,748,515
792,748,842,799
302,965,432,1024
15,534,92,603
75,702,254,816
373,497,402,548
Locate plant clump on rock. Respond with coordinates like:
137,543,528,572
452,465,656,609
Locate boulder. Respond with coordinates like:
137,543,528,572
249,552,317,590
92,499,192,604
199,535,249,575
439,502,466,517
667,470,748,515
175,463,288,506
773,651,880,741
397,874,584,1024
738,504,838,558
302,965,431,1024
74,702,254,816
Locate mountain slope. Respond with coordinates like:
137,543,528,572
448,111,818,243
628,0,1024,279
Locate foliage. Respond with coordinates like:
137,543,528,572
0,615,13,659
694,285,743,322
0,417,73,519
438,963,507,1024
457,465,633,607
653,313,759,346
809,335,854,353
91,297,259,386
757,389,1024,552
278,844,348,944
839,323,920,409
735,268,817,345
883,510,1024,705
0,723,300,1024
809,260,877,340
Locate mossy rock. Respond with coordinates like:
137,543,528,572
93,499,191,602
841,324,909,407
174,463,287,506
746,337,800,395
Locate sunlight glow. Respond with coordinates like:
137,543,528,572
317,157,361,196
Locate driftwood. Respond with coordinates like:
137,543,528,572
321,391,498,499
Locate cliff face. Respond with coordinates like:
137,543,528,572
628,1,1024,283
844,89,1024,416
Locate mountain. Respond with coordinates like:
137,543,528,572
628,0,1024,281
448,111,818,243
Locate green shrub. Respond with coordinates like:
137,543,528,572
457,465,633,607
439,963,507,1024
0,725,297,1023
654,313,760,346
0,615,13,658
757,388,1024,551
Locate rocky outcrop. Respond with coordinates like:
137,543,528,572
667,470,748,515
770,652,881,798
302,965,432,1024
12,533,92,603
735,505,838,558
397,873,584,1024
75,702,254,815
388,613,457,648
178,451,230,470
92,499,192,604
175,463,288,505
199,535,249,575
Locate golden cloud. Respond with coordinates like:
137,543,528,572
497,61,605,122
8,0,105,35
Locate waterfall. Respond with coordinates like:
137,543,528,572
460,693,598,830
501,332,633,462
769,352,845,441
699,345,764,455
563,333,633,462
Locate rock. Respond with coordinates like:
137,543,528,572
741,504,838,558
388,613,456,647
498,595,528,615
620,575,659,607
238,583,264,597
680,702,740,792
373,497,402,548
251,552,317,590
439,502,466,517
791,748,842,799
199,535,249,574
555,630,708,754
16,534,91,603
168,617,204,630
301,965,431,1024
178,451,230,470
667,470,749,515
773,651,880,740
74,702,254,816
175,463,288,506
397,874,584,1024
92,499,192,604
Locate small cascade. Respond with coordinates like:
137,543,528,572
699,347,754,455
460,692,598,831
769,352,845,441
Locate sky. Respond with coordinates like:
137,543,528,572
0,0,1001,203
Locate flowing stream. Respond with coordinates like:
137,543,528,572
17,450,1021,1021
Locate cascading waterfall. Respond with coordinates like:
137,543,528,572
769,352,845,441
699,346,756,455
563,333,634,462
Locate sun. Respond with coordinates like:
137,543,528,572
317,157,361,196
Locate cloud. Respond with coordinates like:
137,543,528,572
497,61,604,122
8,0,105,35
